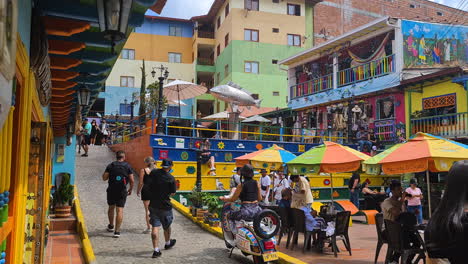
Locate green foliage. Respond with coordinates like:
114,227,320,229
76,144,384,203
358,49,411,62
54,173,74,206
186,188,209,208
146,81,168,116
202,194,222,216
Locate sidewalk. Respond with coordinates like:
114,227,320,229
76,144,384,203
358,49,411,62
44,231,84,264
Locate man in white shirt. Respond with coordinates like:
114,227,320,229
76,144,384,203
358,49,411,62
230,167,242,189
273,171,290,204
259,169,271,205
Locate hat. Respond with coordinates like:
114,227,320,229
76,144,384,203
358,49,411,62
161,158,173,168
372,146,377,151
409,178,417,185
232,167,241,173
260,169,267,173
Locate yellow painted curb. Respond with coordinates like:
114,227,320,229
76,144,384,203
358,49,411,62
171,199,307,264
74,188,97,264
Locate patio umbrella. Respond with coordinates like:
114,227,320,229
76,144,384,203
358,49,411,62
163,80,207,117
241,115,271,123
235,144,296,170
287,141,371,203
363,132,468,215
202,111,246,121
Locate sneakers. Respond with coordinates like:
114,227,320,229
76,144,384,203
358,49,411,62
107,224,114,232
152,250,162,258
143,227,151,234
113,231,120,238
164,239,176,250
81,153,88,157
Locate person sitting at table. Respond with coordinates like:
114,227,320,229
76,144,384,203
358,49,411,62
290,175,322,234
361,182,386,211
425,160,468,264
278,188,292,208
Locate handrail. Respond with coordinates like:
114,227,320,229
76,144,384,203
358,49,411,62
410,111,468,121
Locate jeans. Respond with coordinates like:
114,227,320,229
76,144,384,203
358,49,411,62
407,205,423,225
350,190,360,209
358,140,372,151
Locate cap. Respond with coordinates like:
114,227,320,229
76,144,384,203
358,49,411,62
372,146,377,151
232,167,241,173
260,169,267,173
409,178,417,185
161,158,173,168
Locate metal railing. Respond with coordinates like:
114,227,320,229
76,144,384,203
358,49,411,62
411,112,468,138
290,73,333,99
197,31,214,39
338,54,395,87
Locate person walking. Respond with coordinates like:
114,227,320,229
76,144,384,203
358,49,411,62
405,178,423,225
101,119,110,145
259,169,271,205
81,119,92,157
273,171,290,205
90,120,99,145
148,158,177,258
102,150,134,238
137,156,155,233
349,172,361,208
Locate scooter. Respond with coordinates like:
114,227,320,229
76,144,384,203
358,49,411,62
221,202,280,264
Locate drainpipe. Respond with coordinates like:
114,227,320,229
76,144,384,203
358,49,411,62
332,53,338,90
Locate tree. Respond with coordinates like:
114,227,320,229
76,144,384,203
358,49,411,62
138,59,147,123
146,81,167,117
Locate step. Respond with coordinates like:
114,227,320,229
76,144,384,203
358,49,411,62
49,215,77,232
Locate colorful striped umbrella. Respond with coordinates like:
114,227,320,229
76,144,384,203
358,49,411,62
235,144,296,170
363,132,468,215
287,142,370,203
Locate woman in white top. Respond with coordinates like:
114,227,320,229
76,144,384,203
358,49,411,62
273,171,290,205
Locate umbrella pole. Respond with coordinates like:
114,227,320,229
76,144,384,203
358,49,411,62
426,170,432,218
330,173,334,206
178,86,181,118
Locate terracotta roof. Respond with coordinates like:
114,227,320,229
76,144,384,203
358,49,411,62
227,106,277,118
150,0,167,14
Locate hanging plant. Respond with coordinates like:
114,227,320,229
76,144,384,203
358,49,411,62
186,166,196,174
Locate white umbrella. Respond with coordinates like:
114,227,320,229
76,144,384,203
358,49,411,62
242,115,271,123
168,100,187,106
202,111,246,121
163,80,207,117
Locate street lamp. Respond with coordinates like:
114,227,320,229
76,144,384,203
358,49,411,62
77,85,91,107
151,65,169,135
96,0,133,54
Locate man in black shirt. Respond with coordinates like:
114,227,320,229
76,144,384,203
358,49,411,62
102,150,134,238
148,158,177,258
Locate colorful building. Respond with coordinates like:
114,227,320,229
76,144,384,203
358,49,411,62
0,0,166,263
280,17,468,147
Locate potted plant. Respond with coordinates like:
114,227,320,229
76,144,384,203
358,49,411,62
203,194,222,227
53,173,74,218
186,188,207,217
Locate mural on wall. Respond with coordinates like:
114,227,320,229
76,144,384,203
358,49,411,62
402,20,468,68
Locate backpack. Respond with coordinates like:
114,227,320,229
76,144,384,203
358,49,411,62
107,162,130,191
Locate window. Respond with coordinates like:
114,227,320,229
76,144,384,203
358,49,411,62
168,52,182,63
244,29,259,42
273,91,280,96
167,105,180,117
273,0,279,3
169,25,182,36
120,76,135,87
272,28,279,33
244,61,259,74
224,64,229,78
225,33,229,47
437,11,443,16
287,34,301,46
225,3,230,17
272,59,278,64
287,4,301,16
245,0,259,11
119,103,132,115
409,4,415,8
216,45,220,56
167,78,176,84
217,17,221,29
121,49,135,60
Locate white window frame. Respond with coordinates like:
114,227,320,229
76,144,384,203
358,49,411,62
244,61,259,74
168,52,182,63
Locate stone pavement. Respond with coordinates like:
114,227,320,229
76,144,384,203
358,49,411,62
75,145,252,264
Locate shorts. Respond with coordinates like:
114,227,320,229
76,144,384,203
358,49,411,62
141,187,151,201
83,135,91,145
107,189,127,207
149,208,173,229
230,203,262,222
201,155,210,164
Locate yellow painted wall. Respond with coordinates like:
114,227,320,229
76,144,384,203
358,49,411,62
106,59,195,87
409,80,467,113
124,33,193,63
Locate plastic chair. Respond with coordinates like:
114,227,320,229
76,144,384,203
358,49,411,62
327,211,352,257
384,219,426,264
278,207,293,247
374,213,389,264
290,208,313,253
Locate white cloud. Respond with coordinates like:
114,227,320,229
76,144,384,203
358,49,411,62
155,0,215,19
428,0,468,9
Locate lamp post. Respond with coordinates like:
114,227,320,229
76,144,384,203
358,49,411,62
77,84,91,107
96,0,133,54
151,65,169,135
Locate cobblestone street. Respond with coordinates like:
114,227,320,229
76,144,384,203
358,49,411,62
75,146,252,264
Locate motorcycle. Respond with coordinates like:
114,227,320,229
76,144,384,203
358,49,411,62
221,202,281,264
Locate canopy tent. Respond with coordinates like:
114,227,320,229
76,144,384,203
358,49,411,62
287,141,370,202
202,111,246,121
235,144,296,170
363,132,468,215
241,115,271,123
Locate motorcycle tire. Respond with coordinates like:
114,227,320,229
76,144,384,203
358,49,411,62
253,209,280,240
252,255,266,264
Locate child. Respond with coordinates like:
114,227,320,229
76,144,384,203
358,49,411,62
278,188,292,208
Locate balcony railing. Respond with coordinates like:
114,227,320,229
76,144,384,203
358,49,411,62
338,54,395,87
290,54,395,100
290,74,333,99
411,112,468,138
197,57,214,66
197,31,214,39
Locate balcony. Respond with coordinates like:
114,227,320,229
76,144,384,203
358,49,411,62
197,31,214,39
197,57,214,66
411,112,468,138
291,54,395,100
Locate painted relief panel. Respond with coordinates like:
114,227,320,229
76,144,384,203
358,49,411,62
402,20,468,68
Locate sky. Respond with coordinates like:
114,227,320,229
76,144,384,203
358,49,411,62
146,0,466,19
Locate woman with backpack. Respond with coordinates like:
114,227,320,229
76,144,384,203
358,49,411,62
137,156,156,233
